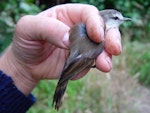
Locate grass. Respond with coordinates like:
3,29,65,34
27,70,104,113
123,41,150,86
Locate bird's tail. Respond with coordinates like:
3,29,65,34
52,81,68,110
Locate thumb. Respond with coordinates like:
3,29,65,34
16,15,70,49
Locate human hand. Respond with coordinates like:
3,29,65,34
0,4,121,95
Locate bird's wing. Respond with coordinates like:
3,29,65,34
58,55,94,86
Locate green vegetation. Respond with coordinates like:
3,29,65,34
0,0,150,113
125,42,150,86
0,0,41,51
28,73,103,113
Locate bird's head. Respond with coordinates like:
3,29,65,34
100,9,132,30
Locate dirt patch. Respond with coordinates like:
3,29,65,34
90,69,150,113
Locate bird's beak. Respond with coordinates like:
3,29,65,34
122,17,132,21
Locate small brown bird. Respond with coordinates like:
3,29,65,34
52,9,131,110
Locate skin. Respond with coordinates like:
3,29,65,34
0,4,122,96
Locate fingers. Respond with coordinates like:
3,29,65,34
96,50,112,72
71,4,104,43
105,28,122,55
96,28,122,72
82,7,104,43
15,15,70,49
43,4,104,43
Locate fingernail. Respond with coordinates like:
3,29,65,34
105,56,112,69
96,26,104,42
63,32,70,48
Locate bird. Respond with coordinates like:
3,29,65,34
52,9,131,110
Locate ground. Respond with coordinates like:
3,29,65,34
91,69,150,113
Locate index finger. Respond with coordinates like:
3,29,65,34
39,4,104,43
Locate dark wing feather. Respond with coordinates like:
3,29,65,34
58,56,94,86
53,56,94,110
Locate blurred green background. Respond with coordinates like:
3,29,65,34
0,0,150,113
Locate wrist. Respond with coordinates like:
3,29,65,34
0,45,38,96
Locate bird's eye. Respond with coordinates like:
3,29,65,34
113,16,119,20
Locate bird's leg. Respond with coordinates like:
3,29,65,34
91,65,96,68
91,60,96,68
